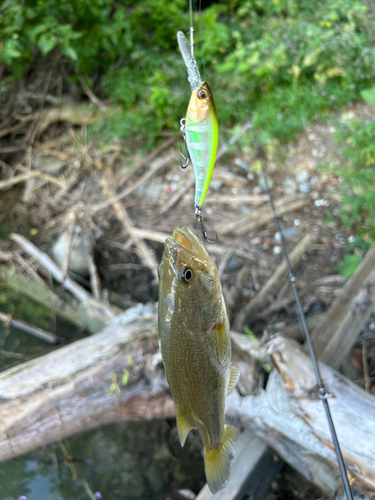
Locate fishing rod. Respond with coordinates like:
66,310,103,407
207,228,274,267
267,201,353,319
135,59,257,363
252,139,354,500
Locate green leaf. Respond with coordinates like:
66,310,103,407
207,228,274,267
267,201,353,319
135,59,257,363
335,254,361,277
361,86,375,105
38,34,57,55
62,44,78,61
244,327,258,340
122,369,129,386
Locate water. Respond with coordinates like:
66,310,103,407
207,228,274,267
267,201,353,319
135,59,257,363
0,421,205,500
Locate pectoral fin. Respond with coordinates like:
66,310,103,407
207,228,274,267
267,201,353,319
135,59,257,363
176,407,193,447
227,365,240,396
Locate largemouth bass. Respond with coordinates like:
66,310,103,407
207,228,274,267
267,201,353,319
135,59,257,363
158,225,239,493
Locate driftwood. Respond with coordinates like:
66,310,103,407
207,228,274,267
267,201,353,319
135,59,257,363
234,233,318,329
0,309,374,498
0,308,173,462
227,336,375,495
312,243,375,369
9,233,116,332
0,311,60,344
0,264,87,330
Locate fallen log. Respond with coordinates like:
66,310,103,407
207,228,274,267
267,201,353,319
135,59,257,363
0,307,173,462
0,310,374,498
227,336,375,496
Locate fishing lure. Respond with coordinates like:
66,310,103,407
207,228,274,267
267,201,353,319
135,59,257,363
177,30,218,243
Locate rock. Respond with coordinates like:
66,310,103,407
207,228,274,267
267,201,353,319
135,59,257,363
52,226,93,274
178,489,196,500
258,176,273,191
299,182,310,193
224,254,242,273
31,155,66,174
283,178,297,195
209,179,222,191
275,228,298,242
295,169,309,184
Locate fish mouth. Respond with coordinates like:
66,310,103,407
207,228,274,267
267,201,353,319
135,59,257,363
163,225,209,266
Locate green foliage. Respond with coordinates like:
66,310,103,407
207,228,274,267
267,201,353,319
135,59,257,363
329,119,375,242
335,253,361,277
1,0,375,146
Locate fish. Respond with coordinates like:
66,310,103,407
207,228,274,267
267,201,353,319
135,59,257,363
158,225,239,493
177,31,219,208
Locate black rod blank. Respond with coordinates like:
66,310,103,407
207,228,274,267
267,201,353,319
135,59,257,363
255,143,354,500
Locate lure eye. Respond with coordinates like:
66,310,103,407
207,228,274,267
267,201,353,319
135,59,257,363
197,88,208,100
179,266,194,285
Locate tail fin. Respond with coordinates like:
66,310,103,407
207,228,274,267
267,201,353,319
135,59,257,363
203,425,237,494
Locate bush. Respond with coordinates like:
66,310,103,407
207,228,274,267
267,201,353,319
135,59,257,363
328,118,375,242
1,0,375,146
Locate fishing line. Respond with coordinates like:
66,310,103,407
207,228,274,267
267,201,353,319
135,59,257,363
189,0,194,59
250,136,354,500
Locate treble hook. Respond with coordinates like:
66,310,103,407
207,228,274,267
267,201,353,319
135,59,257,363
179,118,190,169
179,144,190,169
195,204,218,244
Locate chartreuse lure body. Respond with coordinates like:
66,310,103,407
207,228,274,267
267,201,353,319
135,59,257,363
177,31,219,212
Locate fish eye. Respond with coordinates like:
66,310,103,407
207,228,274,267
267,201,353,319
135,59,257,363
179,266,194,285
197,88,208,100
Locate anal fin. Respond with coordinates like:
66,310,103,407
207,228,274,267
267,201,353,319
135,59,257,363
227,365,240,396
176,406,193,447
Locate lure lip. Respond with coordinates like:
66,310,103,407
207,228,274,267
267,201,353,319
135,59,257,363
177,31,202,91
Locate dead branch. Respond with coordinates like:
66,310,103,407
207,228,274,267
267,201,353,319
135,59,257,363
10,233,115,327
85,149,176,214
0,311,60,344
312,243,375,369
0,104,96,139
216,193,310,236
102,179,159,282
0,170,65,191
234,233,318,329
